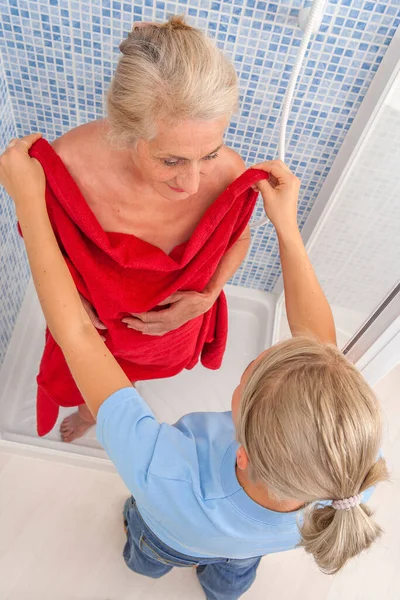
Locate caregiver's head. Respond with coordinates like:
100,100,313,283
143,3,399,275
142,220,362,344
232,336,389,574
107,16,238,200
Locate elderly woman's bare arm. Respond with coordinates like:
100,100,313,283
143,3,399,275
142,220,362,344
203,226,251,301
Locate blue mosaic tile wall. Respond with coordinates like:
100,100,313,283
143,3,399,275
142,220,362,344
0,54,31,366
0,0,399,365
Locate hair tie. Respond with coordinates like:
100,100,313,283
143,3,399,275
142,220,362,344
332,494,362,511
132,21,155,31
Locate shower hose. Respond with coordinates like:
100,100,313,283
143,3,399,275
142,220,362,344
251,0,326,229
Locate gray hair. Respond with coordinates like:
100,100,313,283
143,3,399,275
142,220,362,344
236,336,389,574
107,16,238,148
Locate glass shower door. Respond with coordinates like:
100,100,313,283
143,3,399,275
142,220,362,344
274,29,400,382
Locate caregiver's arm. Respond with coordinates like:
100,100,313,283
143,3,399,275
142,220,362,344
254,160,336,345
0,135,132,418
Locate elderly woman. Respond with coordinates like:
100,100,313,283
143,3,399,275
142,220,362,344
31,16,260,442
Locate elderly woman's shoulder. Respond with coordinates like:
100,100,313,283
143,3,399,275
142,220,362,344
203,146,246,200
218,145,247,188
51,120,107,165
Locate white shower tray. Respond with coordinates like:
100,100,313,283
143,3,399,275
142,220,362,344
0,281,276,469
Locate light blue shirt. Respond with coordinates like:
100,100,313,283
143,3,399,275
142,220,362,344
97,387,373,559
97,387,302,558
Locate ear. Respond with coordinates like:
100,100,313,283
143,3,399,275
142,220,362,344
236,446,249,471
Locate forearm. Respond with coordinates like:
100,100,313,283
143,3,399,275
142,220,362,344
277,226,336,344
203,227,251,300
61,327,132,418
17,201,131,417
18,202,91,343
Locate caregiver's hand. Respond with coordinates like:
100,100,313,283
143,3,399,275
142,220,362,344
122,291,215,336
251,160,300,235
0,133,45,212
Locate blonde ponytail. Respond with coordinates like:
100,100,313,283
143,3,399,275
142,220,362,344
300,458,388,574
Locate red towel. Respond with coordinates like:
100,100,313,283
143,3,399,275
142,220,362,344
26,139,268,436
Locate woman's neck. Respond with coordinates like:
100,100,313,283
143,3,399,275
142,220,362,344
236,465,303,513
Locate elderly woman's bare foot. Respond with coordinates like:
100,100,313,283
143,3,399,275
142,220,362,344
60,404,95,442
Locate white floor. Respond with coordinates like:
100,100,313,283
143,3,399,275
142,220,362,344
0,284,399,599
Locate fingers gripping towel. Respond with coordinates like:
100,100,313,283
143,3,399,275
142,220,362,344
25,139,268,436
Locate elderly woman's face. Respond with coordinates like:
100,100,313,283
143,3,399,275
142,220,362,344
132,117,229,201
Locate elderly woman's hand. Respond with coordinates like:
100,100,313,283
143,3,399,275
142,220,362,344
122,291,216,336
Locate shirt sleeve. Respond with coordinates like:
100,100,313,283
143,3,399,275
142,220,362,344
96,387,162,497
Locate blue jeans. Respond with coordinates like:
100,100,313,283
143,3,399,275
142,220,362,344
123,496,262,600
